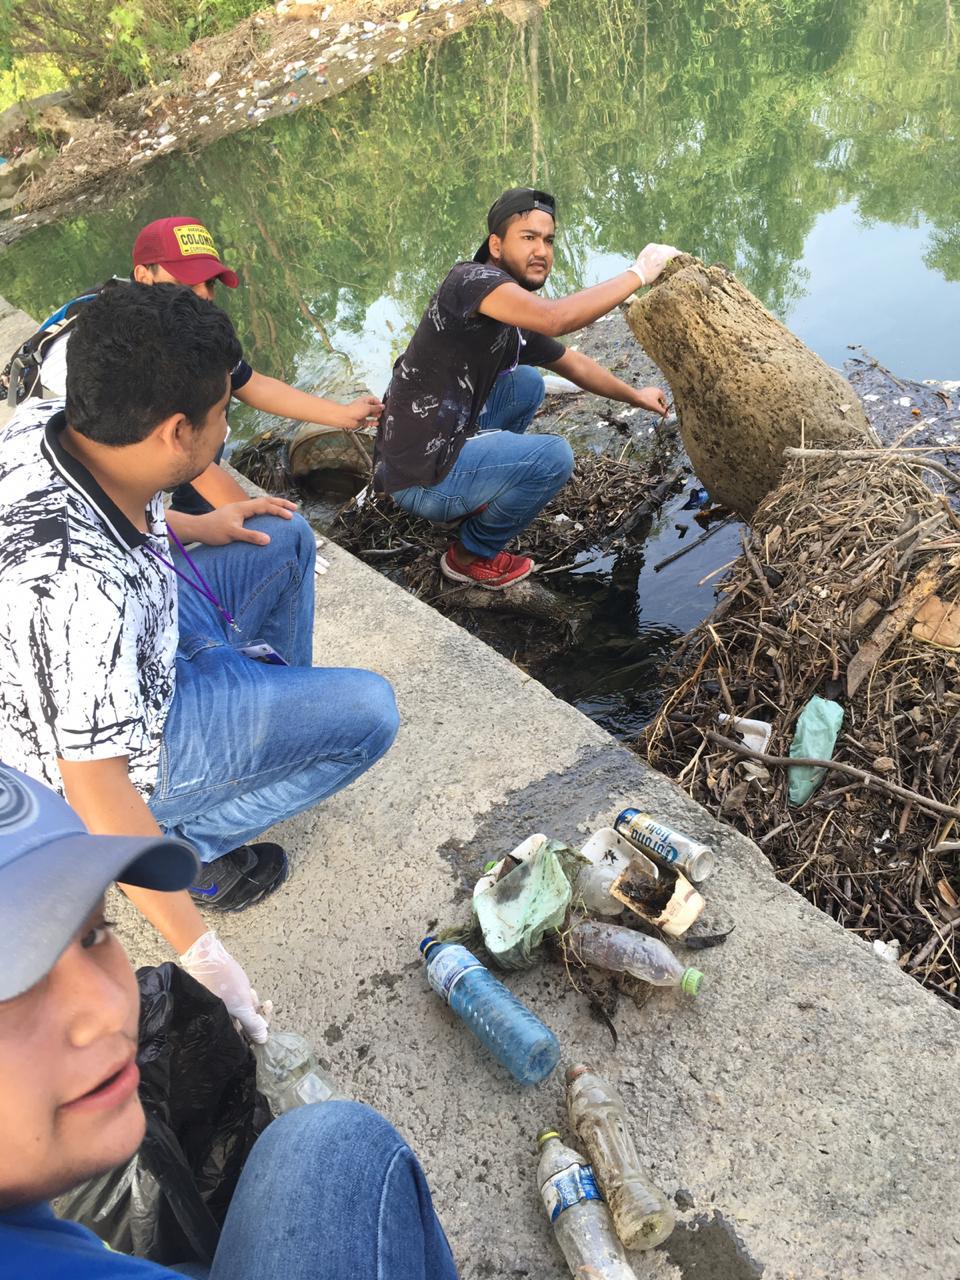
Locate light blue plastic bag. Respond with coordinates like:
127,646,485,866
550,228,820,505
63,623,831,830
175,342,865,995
788,696,844,805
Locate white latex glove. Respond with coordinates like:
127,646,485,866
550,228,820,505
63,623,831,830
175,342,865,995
179,930,270,1044
629,243,681,287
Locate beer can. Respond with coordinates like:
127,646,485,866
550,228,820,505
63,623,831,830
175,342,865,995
614,808,717,882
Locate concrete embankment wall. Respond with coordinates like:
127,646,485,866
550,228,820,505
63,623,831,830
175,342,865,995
1,296,958,1280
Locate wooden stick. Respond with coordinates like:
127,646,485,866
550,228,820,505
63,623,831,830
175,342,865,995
652,516,734,573
782,447,960,490
739,528,777,607
846,556,944,697
704,731,960,819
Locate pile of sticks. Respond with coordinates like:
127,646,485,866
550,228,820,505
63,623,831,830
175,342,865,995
334,452,681,591
637,445,960,1005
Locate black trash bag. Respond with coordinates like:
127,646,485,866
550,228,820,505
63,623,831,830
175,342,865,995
57,962,271,1267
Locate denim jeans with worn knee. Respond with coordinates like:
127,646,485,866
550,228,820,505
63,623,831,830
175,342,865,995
148,514,399,862
392,367,574,558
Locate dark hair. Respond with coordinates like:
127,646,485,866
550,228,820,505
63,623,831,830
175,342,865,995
66,282,242,446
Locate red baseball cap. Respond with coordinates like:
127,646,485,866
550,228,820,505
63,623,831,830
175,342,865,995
132,216,240,289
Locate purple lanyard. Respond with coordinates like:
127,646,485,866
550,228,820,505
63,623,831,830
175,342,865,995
144,526,240,633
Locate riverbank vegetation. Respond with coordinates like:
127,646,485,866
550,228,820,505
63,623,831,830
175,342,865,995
0,0,266,103
3,0,958,368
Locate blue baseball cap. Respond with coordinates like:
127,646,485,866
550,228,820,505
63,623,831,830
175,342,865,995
0,764,199,1000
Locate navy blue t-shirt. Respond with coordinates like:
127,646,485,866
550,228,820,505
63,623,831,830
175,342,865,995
0,1202,181,1278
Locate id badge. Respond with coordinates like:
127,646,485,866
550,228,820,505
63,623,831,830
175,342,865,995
237,640,289,667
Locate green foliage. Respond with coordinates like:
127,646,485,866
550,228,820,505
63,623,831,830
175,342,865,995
0,0,957,434
0,57,66,112
0,0,264,103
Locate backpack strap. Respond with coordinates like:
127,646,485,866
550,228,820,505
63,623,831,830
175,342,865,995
2,282,117,407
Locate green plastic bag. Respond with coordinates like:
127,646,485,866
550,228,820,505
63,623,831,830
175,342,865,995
788,696,844,806
473,838,574,969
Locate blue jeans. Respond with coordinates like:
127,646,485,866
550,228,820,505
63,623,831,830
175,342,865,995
148,514,399,863
177,1103,458,1280
393,368,574,558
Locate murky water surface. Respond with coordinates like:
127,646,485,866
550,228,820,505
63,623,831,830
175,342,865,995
2,0,957,733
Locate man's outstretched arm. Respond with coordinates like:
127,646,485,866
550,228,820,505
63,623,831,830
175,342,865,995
236,370,384,432
547,348,668,414
477,244,679,337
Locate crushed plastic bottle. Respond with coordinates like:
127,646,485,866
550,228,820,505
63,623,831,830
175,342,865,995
566,1066,676,1249
253,1029,345,1114
570,921,703,995
420,937,559,1084
537,1130,637,1279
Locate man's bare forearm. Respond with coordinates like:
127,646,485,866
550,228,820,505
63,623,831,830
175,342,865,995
236,370,351,428
190,461,248,507
478,272,640,338
58,755,206,953
549,349,646,404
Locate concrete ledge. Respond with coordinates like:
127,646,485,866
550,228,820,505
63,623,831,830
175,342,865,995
2,297,956,1278
122,518,960,1280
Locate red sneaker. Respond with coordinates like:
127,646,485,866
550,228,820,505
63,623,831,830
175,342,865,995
440,544,534,590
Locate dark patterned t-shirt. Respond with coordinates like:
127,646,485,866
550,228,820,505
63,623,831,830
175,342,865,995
374,262,565,493
0,400,177,798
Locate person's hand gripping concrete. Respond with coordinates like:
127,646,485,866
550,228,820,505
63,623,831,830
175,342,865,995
179,930,270,1043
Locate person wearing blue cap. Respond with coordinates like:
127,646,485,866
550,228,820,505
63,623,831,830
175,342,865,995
0,764,458,1280
374,186,679,590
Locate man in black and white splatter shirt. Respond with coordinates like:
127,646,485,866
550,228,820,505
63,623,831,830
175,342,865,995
0,284,398,1040
375,187,679,589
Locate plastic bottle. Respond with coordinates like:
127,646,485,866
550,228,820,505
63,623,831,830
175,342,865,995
574,861,623,915
253,1029,345,1114
536,1130,638,1280
566,1066,676,1249
420,937,560,1085
570,921,703,995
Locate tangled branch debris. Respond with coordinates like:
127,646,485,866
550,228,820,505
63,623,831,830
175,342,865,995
636,445,960,1006
334,452,681,607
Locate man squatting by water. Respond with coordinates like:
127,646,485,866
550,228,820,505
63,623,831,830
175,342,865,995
374,187,680,590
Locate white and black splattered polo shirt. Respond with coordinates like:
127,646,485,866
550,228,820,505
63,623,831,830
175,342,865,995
0,399,177,798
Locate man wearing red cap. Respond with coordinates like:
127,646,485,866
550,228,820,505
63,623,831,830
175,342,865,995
35,215,383,522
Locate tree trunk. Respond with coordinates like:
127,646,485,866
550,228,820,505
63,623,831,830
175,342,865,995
626,256,877,517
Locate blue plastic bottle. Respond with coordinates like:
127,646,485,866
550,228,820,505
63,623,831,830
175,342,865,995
420,937,560,1085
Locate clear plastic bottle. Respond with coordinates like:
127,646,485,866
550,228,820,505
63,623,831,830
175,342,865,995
570,920,703,995
420,937,560,1085
536,1129,638,1280
574,862,623,915
566,1066,675,1250
253,1029,345,1114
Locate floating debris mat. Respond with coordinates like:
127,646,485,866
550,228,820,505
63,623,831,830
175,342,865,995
635,444,960,1007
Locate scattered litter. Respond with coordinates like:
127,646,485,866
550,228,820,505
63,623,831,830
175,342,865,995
566,1066,676,1250
205,70,222,88
570,920,703,995
872,938,901,964
717,713,772,756
615,806,717,882
473,835,573,969
420,936,560,1084
254,1029,345,1112
787,696,844,806
537,1130,636,1276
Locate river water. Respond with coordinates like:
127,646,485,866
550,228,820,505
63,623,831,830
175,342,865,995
1,0,957,733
